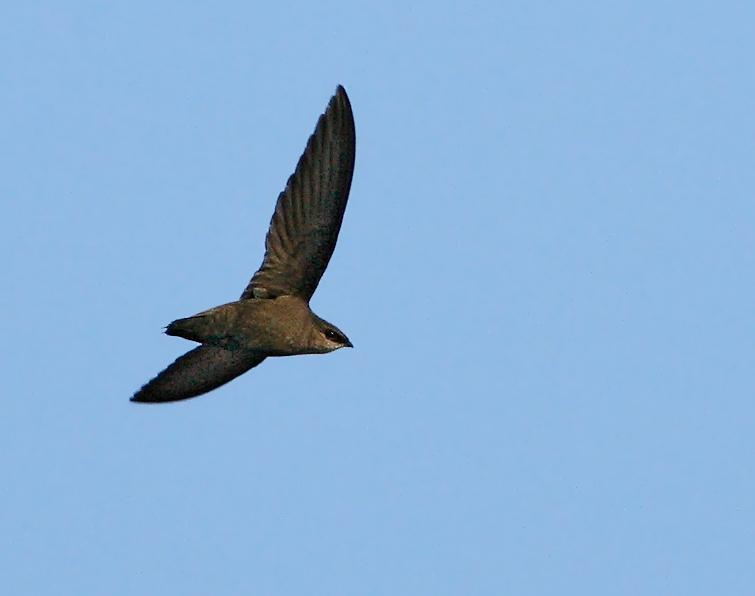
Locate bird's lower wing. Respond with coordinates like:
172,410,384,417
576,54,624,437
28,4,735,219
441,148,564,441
131,345,266,403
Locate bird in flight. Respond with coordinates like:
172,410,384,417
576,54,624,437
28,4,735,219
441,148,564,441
131,85,356,403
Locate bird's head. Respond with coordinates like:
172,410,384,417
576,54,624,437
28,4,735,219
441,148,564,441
310,315,353,353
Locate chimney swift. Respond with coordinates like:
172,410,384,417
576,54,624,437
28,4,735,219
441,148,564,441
131,85,356,403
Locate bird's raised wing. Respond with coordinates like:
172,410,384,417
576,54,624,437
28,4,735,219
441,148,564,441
241,85,355,302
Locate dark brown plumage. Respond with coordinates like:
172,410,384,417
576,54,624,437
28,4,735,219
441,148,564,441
131,86,356,403
243,87,355,301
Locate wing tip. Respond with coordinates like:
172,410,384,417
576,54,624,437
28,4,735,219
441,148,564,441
332,85,352,115
130,387,159,403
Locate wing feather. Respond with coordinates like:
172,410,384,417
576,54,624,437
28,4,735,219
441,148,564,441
241,86,356,301
131,346,265,403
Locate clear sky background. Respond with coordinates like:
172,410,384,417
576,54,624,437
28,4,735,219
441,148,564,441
2,2,753,595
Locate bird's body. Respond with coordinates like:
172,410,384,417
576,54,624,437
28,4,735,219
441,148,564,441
165,296,351,356
131,86,356,403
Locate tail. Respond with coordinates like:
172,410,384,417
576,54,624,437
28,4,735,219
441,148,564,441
131,345,266,403
165,315,208,343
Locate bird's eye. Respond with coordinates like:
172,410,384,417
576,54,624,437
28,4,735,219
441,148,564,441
324,329,340,341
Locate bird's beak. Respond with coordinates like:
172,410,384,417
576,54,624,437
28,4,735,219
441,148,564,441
344,339,353,348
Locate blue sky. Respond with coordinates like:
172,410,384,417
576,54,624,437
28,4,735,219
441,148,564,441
2,2,753,594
